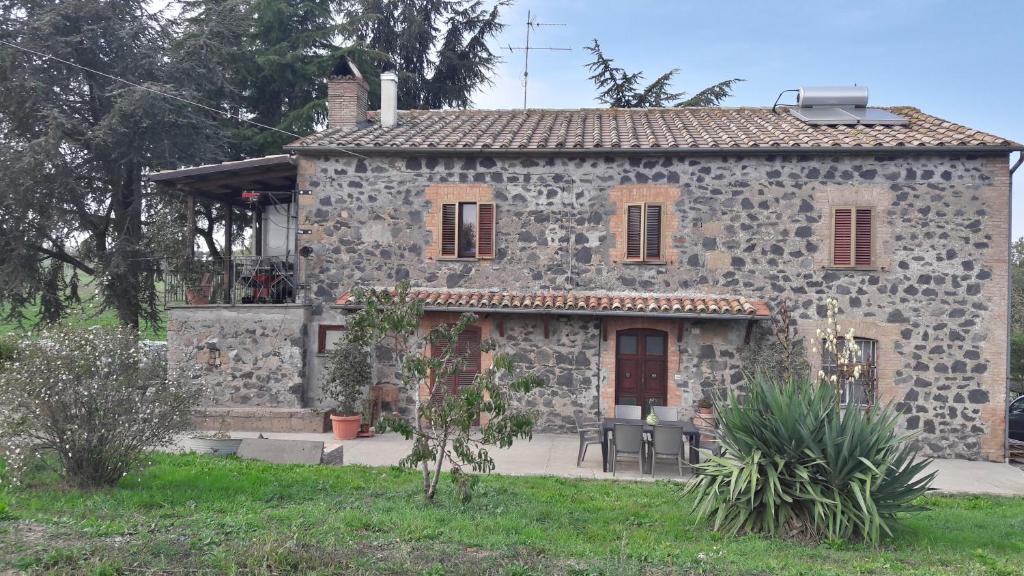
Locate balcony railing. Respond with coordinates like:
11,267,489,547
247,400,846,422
163,255,304,306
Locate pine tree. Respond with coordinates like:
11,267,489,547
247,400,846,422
346,0,507,110
584,39,743,108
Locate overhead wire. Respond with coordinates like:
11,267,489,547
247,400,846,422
0,38,366,159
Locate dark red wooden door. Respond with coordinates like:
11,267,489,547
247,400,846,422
615,329,668,416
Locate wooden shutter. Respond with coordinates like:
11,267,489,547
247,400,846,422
477,202,495,259
625,204,644,260
440,203,457,258
431,326,481,395
832,208,853,266
645,204,662,260
854,208,873,267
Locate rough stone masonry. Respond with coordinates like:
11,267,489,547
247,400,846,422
292,151,1010,461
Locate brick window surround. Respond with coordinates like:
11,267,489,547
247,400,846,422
812,186,890,270
425,184,495,261
609,185,679,264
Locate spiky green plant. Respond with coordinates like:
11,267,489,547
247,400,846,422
685,375,934,543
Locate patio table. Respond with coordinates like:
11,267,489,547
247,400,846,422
600,418,701,473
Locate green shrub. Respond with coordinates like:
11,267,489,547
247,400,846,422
685,375,934,543
322,336,371,416
0,325,200,487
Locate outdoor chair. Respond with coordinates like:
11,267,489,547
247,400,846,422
610,423,644,476
573,410,602,467
652,405,678,422
650,425,688,477
614,405,641,419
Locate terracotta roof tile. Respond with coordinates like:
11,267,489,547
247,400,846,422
335,288,770,319
289,107,1020,152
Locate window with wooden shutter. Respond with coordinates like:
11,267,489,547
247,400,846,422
832,208,852,266
430,326,482,396
854,208,872,267
645,204,662,260
624,203,664,262
440,203,458,258
477,202,495,259
832,206,874,268
625,204,644,260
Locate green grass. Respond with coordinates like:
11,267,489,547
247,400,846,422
0,276,167,340
1,453,1023,575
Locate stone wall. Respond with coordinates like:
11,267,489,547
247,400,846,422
295,152,1011,460
167,305,310,408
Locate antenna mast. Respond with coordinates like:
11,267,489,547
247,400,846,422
507,10,571,109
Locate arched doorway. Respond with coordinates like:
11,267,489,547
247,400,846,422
615,329,668,416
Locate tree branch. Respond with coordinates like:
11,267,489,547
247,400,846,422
28,244,96,276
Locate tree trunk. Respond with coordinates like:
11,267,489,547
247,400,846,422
426,428,448,501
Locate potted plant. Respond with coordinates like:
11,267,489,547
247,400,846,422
645,399,660,425
697,397,714,416
187,416,242,456
323,336,371,440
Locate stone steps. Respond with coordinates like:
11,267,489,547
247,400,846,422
192,407,327,433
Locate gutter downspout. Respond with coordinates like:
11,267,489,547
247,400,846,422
1007,151,1023,462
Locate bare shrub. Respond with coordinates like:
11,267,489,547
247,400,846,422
0,326,200,487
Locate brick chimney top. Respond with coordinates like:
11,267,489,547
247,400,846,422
327,58,368,131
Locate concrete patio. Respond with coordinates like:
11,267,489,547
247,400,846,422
174,430,1024,495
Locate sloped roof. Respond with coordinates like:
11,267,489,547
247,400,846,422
288,107,1020,153
335,288,770,319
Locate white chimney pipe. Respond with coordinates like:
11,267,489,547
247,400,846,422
380,72,398,128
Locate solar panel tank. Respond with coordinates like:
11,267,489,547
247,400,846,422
797,86,869,108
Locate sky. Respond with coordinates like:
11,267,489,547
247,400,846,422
470,0,1024,238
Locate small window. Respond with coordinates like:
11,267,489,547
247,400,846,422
645,335,665,356
821,337,877,406
317,324,345,354
440,201,495,259
624,203,664,262
458,203,477,258
1010,397,1024,414
832,207,873,267
618,335,638,354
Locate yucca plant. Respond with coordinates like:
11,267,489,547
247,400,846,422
685,375,934,543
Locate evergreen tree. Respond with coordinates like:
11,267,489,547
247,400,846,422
584,39,743,108
345,0,507,110
0,0,230,329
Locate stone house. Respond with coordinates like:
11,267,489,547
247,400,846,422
152,67,1022,461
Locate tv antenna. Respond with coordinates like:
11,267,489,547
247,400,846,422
506,10,571,109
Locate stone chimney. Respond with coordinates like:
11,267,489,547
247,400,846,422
327,58,367,130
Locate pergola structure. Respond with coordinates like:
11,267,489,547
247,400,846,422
149,154,300,304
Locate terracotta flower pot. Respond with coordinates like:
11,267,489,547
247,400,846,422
330,414,361,440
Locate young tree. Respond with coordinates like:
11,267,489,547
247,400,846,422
584,39,743,108
344,0,507,110
0,0,232,329
346,283,545,501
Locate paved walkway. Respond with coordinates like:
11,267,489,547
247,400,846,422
175,431,1024,495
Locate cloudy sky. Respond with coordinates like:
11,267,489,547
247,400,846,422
471,0,1024,237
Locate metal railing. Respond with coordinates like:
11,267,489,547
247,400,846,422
162,255,303,306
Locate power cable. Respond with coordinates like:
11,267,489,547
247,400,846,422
0,38,366,159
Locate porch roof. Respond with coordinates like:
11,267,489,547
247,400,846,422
335,288,770,320
148,154,298,206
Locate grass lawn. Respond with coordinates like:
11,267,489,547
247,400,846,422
0,277,167,341
1,454,1023,575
